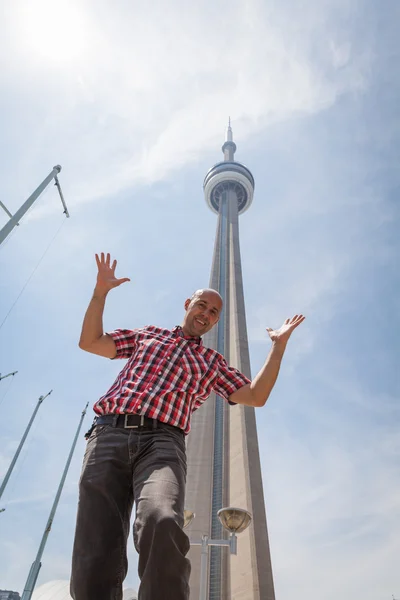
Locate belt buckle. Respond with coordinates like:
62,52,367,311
124,414,145,429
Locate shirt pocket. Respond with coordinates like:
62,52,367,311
179,352,216,395
131,338,159,364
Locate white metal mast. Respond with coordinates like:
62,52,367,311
0,165,69,246
21,402,89,600
0,391,52,503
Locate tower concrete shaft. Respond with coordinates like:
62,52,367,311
185,124,275,599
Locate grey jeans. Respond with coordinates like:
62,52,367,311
70,422,191,600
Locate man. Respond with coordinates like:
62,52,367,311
70,253,305,600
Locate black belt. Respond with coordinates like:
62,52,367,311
95,413,183,434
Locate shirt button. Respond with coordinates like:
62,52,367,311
158,371,162,375
167,355,171,359
137,404,142,409
148,386,153,391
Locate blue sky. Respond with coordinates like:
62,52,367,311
0,0,399,598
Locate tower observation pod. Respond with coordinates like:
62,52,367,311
203,120,255,216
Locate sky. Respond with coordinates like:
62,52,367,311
0,0,399,598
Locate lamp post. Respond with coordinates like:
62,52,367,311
184,507,252,600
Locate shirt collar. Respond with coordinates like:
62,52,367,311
173,325,203,346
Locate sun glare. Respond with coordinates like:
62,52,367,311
19,0,86,62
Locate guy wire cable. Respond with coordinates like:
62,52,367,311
0,215,67,331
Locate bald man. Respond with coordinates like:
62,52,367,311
71,253,304,600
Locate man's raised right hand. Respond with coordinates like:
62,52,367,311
94,253,130,295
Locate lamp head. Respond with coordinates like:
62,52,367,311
183,510,195,529
217,507,252,534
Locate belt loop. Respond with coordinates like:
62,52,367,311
112,414,119,428
152,418,157,431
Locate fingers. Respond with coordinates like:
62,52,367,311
270,315,305,327
116,277,131,286
290,314,304,322
290,314,306,328
95,253,116,269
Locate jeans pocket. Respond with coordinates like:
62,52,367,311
87,424,109,442
155,434,187,478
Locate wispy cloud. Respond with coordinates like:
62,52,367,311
257,366,400,596
1,0,370,214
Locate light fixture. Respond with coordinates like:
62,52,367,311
217,507,252,534
183,510,195,529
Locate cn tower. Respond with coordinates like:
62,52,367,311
185,122,276,599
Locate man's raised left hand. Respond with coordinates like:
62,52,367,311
266,314,305,345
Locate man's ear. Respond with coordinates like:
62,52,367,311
184,298,191,311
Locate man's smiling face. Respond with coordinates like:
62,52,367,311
181,289,223,337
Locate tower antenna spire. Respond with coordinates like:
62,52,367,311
222,118,236,160
226,117,233,142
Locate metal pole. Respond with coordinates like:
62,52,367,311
199,535,209,600
53,174,70,218
0,201,17,221
0,391,52,501
0,371,18,381
21,402,89,600
0,165,62,246
229,533,237,555
190,534,237,600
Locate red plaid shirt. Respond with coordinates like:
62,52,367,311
93,325,250,433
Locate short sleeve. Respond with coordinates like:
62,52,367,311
106,328,140,359
213,358,251,404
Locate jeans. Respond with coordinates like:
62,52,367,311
70,422,191,600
